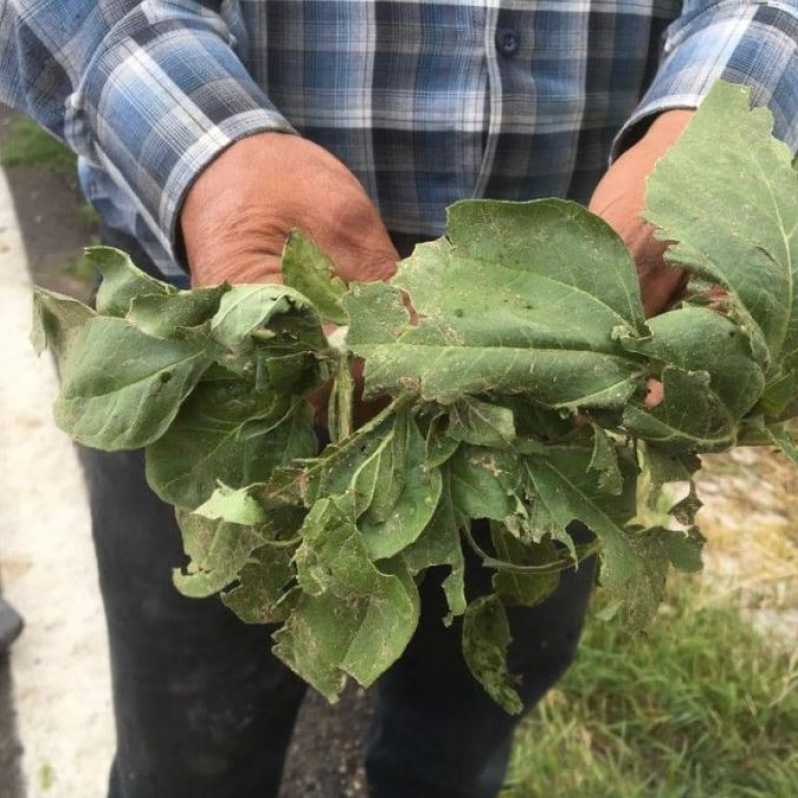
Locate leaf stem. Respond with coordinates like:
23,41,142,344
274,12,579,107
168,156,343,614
463,524,601,574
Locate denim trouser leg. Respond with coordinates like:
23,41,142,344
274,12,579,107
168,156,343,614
78,447,306,798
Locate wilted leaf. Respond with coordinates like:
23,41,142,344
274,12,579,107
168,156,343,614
462,594,522,715
402,471,466,621
524,445,663,627
128,284,229,338
449,445,521,523
621,306,765,450
447,397,516,449
359,412,442,560
145,378,314,508
346,201,647,408
221,542,297,624
87,246,174,317
273,497,419,700
173,507,268,598
282,231,348,324
31,287,95,371
646,82,798,401
490,524,561,608
588,426,623,495
54,317,210,449
211,283,325,353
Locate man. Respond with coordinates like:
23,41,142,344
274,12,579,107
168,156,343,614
2,2,797,796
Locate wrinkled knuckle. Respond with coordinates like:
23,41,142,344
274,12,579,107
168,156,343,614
212,210,288,255
327,192,377,235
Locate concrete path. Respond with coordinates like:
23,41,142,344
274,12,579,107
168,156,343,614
0,157,114,797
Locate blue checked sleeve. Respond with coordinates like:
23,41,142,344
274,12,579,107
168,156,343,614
0,1,296,266
613,0,798,157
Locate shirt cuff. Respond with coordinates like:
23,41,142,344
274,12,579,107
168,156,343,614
66,7,296,269
611,1,798,160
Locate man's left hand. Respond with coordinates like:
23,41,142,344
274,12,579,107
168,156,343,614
589,109,694,317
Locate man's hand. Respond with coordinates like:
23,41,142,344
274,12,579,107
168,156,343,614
181,132,399,286
589,110,694,317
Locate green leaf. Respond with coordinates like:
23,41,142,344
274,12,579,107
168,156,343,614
588,426,623,495
193,483,268,526
402,471,466,622
523,445,662,627
127,284,230,338
273,497,419,700
447,397,516,449
31,287,95,371
449,445,520,523
146,382,315,509
620,306,765,450
54,317,210,449
210,283,325,353
172,507,268,598
346,201,648,407
359,412,443,560
490,525,561,608
282,230,348,324
462,595,523,715
623,366,736,452
221,542,297,624
645,82,798,394
445,199,647,334
87,246,174,317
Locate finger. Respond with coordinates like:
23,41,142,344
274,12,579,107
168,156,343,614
190,251,283,287
644,377,664,409
317,220,400,284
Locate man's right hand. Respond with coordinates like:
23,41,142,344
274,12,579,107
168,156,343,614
181,132,399,287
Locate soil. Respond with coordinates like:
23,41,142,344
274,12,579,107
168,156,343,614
280,686,373,798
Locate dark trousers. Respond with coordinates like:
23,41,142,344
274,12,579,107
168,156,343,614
84,227,596,797
78,447,595,798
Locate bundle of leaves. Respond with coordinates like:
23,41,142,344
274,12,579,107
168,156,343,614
32,83,798,713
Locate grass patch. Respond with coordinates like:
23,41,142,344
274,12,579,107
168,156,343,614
504,578,798,798
1,116,76,173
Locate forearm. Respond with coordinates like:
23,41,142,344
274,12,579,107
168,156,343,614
1,1,295,268
612,0,798,159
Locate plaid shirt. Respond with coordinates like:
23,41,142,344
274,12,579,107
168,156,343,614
2,1,798,278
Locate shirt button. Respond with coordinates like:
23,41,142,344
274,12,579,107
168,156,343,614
495,28,520,57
